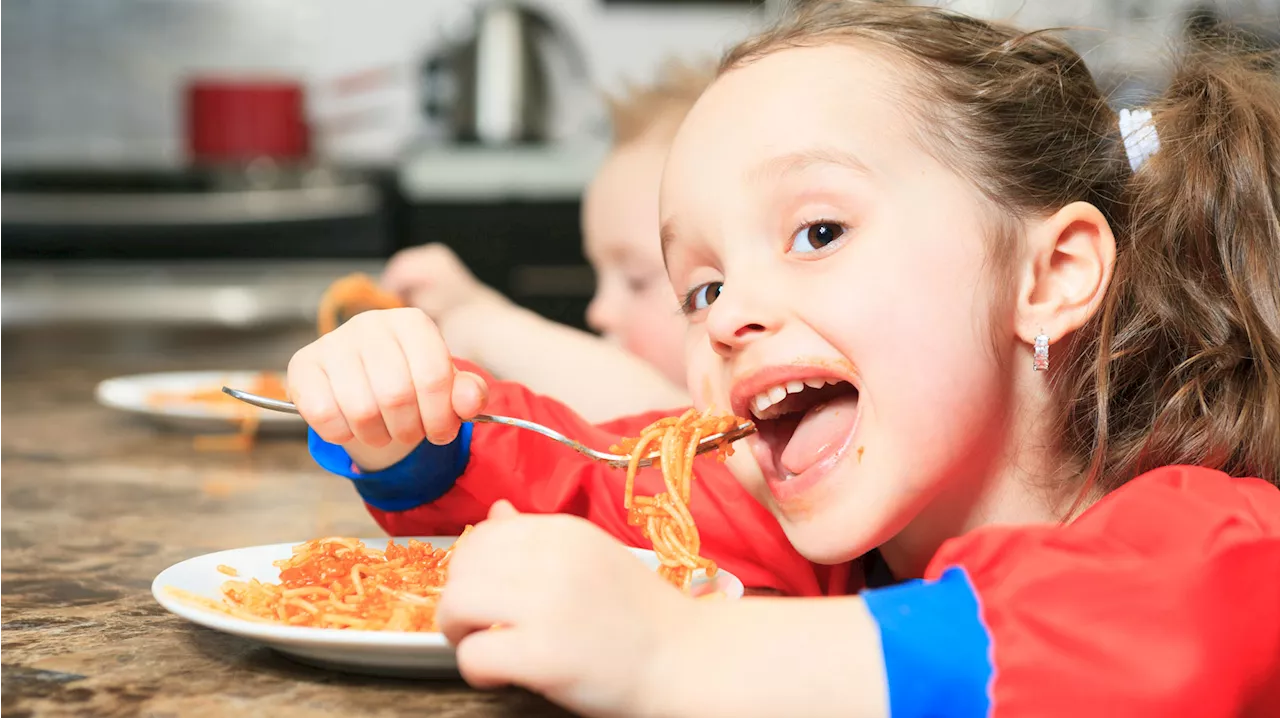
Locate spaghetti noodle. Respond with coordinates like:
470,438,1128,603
612,408,749,593
148,372,289,451
316,273,404,336
172,532,469,631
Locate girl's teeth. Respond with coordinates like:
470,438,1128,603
753,394,772,414
748,377,847,418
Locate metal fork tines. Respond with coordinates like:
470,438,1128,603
222,387,755,469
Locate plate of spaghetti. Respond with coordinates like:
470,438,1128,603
96,370,301,448
153,400,751,675
152,534,743,677
96,274,401,451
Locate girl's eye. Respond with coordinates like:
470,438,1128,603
790,221,846,253
684,281,723,313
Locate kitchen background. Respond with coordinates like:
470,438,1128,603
3,0,1278,330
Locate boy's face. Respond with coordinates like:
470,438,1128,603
582,137,689,388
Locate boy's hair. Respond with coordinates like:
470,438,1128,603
724,1,1280,489
606,59,716,146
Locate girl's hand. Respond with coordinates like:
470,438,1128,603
286,307,488,469
438,501,692,718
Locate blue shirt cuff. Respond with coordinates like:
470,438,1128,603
862,566,994,718
307,424,473,512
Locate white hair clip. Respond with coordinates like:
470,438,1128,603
1118,107,1160,172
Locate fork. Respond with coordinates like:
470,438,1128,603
222,386,755,469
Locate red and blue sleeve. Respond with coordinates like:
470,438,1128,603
861,466,1280,718
308,361,823,597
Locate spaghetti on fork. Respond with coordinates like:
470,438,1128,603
613,408,749,593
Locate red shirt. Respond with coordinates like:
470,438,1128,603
311,364,1280,714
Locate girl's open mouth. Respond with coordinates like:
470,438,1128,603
732,369,861,504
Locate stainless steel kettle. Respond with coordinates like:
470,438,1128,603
421,2,588,145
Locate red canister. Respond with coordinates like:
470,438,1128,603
185,79,310,164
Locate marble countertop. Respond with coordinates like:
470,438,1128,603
1,324,568,717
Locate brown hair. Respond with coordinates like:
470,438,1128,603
724,1,1280,490
607,59,716,146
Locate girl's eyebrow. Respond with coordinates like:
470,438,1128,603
749,147,873,183
660,147,871,266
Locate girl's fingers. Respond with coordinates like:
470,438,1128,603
452,626,537,690
388,308,461,445
358,326,427,446
452,371,490,420
290,307,470,450
288,354,353,444
437,523,535,646
487,500,519,521
321,335,392,448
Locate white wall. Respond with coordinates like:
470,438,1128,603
0,0,764,168
3,0,1273,169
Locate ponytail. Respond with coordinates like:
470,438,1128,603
1063,50,1280,490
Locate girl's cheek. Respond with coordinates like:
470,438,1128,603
684,335,724,410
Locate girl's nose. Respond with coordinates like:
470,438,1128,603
704,285,780,357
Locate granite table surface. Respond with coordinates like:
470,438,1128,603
2,324,569,718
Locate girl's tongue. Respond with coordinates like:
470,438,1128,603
777,393,860,475
752,380,860,479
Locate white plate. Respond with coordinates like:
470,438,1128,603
152,536,743,677
95,371,303,434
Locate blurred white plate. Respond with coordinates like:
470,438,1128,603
152,536,743,677
95,371,302,434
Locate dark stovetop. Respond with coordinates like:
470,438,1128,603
1,166,596,330
0,167,399,261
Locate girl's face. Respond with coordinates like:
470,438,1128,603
584,138,688,387
661,45,1024,569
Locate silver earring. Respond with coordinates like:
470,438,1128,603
1033,333,1050,372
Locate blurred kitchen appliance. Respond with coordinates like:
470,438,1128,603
185,78,311,166
420,1,589,144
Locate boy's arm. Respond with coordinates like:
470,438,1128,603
439,299,689,422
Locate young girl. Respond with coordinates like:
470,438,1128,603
378,63,717,422
288,2,1280,715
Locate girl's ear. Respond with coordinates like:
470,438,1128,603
1014,201,1117,346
